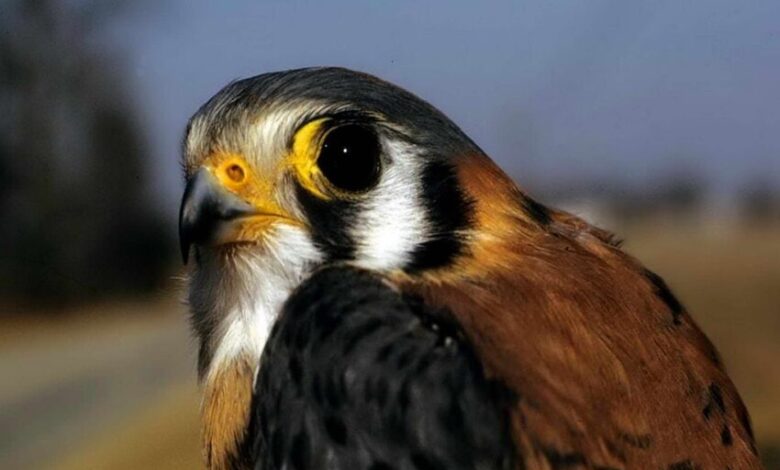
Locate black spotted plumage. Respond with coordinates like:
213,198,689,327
243,266,515,470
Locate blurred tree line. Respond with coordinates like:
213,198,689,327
0,0,172,307
536,171,780,225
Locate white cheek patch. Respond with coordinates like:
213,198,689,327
352,140,429,271
190,224,322,383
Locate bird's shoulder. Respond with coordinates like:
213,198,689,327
397,206,763,470
241,266,516,469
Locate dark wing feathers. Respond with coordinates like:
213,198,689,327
242,267,515,470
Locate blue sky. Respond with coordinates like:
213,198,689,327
100,0,780,213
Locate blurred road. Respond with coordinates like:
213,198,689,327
0,300,197,469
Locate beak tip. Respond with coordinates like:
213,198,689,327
178,167,256,265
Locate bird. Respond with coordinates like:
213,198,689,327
178,67,762,470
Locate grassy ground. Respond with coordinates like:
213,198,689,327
6,221,778,469
0,296,202,469
52,384,201,470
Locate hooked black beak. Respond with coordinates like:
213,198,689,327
178,168,256,264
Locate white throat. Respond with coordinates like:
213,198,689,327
188,224,322,382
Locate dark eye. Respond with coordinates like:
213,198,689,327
317,124,381,192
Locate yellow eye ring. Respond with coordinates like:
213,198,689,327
287,117,383,200
287,118,331,200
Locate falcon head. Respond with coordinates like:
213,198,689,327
179,67,549,377
180,67,482,277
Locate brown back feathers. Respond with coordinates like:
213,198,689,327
394,153,762,469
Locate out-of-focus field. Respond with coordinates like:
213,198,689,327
0,295,202,469
621,220,780,468
0,221,777,469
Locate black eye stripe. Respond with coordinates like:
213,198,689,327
317,124,382,193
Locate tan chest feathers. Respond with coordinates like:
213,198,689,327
201,358,254,469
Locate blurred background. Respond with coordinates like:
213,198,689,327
1,0,778,468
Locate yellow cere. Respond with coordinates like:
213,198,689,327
212,155,251,192
286,118,330,200
207,153,285,219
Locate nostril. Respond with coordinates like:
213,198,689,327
226,164,245,183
